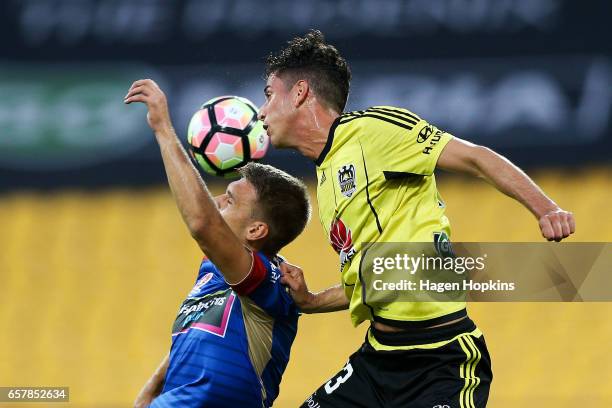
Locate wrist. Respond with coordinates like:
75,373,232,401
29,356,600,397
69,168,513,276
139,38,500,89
154,123,175,140
533,202,560,219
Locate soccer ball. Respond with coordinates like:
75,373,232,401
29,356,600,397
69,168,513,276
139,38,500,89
187,96,269,177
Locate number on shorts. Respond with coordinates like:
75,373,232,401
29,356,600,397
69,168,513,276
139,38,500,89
324,361,354,394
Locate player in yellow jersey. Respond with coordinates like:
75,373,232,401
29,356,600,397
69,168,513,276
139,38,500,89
259,30,575,407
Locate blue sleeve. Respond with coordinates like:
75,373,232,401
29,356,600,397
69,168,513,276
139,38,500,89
244,253,297,318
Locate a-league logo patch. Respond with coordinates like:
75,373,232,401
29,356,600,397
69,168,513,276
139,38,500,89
189,272,213,297
433,231,454,258
337,164,357,198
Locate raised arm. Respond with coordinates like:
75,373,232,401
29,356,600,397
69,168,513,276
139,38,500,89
437,137,576,241
134,353,169,408
280,262,349,313
124,79,252,284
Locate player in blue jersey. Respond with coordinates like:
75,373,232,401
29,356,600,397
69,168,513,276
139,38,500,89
125,79,311,408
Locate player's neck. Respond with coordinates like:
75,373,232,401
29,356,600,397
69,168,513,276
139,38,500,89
292,106,340,161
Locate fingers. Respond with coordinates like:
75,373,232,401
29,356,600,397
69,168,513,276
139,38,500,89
125,85,148,101
279,263,301,282
279,273,301,292
539,217,555,241
124,93,149,104
124,79,161,104
568,213,576,234
129,78,156,91
540,210,575,242
551,216,563,242
124,78,171,132
560,216,571,237
279,274,293,287
279,262,302,277
279,262,306,292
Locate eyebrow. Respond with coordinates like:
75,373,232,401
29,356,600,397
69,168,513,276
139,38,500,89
226,188,234,201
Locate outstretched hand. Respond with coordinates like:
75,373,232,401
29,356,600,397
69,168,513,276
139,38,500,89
538,208,575,241
125,79,172,133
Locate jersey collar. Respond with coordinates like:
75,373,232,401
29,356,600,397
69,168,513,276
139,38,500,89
314,116,341,167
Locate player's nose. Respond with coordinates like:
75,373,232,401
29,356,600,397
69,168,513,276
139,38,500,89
257,105,266,121
214,195,226,210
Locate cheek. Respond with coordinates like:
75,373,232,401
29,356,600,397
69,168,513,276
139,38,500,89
271,97,289,116
219,204,236,222
278,97,291,114
220,210,238,232
272,101,291,128
221,207,247,230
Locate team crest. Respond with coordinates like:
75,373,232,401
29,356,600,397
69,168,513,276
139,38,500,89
337,164,357,198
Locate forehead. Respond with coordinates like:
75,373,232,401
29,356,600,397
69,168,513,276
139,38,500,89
266,73,285,90
229,178,257,202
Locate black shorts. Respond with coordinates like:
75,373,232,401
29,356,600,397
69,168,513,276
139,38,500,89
301,317,492,408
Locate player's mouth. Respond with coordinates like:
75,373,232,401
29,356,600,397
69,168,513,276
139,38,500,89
263,123,271,135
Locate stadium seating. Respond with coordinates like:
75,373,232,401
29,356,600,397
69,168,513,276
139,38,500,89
0,167,610,407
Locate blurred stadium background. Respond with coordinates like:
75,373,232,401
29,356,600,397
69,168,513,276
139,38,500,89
1,1,611,407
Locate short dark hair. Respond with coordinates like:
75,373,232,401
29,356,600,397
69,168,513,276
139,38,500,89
265,29,351,113
238,162,311,255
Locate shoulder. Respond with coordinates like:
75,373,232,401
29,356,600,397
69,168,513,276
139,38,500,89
254,252,282,282
338,106,422,131
199,256,220,275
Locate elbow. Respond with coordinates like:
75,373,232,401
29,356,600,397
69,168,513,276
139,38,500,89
188,214,226,249
187,217,209,243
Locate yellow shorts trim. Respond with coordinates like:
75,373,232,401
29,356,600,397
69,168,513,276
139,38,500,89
458,335,482,408
367,327,482,351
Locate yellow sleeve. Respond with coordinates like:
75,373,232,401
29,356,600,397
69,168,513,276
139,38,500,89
359,107,453,176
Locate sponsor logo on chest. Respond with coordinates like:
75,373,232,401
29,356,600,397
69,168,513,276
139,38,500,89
173,289,235,338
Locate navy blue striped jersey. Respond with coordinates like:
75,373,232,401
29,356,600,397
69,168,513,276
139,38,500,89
150,252,298,408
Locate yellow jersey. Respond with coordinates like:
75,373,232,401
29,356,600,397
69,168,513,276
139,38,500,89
314,106,466,328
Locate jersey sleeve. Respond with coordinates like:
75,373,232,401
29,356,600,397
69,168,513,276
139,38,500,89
361,107,453,176
229,252,295,317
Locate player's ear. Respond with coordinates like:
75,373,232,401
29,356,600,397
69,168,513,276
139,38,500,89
246,221,269,242
292,80,309,108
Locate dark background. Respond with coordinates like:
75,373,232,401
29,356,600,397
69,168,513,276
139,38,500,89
1,0,610,189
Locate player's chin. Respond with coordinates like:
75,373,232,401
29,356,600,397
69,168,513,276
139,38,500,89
269,130,294,150
268,130,283,148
